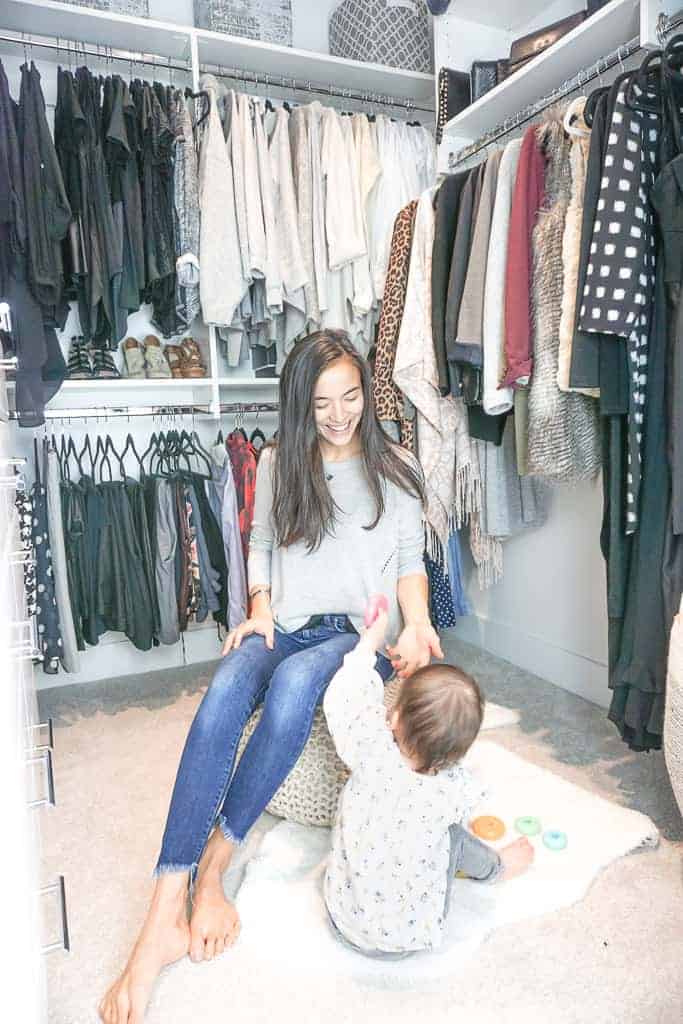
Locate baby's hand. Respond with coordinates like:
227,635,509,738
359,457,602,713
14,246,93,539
497,838,534,882
359,610,389,654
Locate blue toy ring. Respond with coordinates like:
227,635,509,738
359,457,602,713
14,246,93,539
543,829,568,851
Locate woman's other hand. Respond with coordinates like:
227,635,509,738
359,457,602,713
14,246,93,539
221,613,275,655
387,622,444,680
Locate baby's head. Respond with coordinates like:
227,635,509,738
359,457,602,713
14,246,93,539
388,663,484,775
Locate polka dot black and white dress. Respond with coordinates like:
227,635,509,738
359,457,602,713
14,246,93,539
578,83,660,533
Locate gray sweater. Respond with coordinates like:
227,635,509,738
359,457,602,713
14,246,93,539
247,448,426,642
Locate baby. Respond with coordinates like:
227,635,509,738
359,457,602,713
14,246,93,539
322,610,534,958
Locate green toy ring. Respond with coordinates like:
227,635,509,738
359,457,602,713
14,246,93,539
543,829,568,851
514,816,542,836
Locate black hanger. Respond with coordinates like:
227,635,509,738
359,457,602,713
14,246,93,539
185,86,210,128
121,433,145,478
95,436,114,482
249,425,266,452
216,428,224,446
104,435,127,480
583,85,609,128
189,430,214,477
78,435,96,479
625,49,663,114
265,98,274,113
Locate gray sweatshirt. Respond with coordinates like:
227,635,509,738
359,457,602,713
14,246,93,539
247,448,426,641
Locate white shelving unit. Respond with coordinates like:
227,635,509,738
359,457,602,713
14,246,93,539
1,0,434,106
443,0,641,144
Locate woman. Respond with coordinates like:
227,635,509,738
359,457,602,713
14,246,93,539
100,330,443,1024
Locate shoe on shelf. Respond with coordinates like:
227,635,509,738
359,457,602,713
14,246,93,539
143,334,172,379
179,336,207,378
121,337,146,378
92,347,121,379
66,336,92,379
164,344,185,379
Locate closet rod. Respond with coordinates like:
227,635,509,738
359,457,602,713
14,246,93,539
448,6,683,169
219,402,279,413
201,61,434,114
0,31,191,75
12,404,213,421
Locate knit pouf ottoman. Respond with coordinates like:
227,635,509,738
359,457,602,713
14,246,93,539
236,677,401,827
665,609,683,817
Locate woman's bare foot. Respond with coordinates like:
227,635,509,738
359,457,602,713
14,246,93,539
99,873,190,1024
189,827,241,963
498,837,535,881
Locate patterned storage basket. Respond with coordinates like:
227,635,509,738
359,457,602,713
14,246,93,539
329,0,433,74
62,0,149,14
194,0,293,46
236,678,401,828
665,609,683,816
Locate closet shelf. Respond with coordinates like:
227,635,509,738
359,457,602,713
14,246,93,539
216,378,279,389
39,379,213,392
443,0,640,144
195,29,434,104
1,0,192,62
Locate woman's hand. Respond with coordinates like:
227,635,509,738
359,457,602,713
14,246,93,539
386,622,444,680
221,612,275,655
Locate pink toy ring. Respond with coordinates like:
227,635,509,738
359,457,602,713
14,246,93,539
364,593,389,627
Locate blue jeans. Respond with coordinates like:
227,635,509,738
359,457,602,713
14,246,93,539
155,615,393,875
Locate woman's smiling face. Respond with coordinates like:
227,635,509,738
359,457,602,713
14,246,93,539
313,357,365,456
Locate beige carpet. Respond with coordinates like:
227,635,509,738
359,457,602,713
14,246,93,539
43,691,683,1024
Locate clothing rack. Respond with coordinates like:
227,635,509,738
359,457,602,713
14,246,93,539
448,7,683,169
201,61,433,114
0,32,191,77
10,401,280,422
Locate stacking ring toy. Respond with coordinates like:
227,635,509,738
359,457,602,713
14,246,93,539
542,829,568,851
364,594,389,627
470,815,506,841
514,816,542,837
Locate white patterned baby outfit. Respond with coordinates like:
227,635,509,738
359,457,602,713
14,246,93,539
323,645,485,954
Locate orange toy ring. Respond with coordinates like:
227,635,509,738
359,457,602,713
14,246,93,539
470,815,506,841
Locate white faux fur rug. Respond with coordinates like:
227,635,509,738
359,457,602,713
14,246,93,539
481,701,519,730
142,741,659,1019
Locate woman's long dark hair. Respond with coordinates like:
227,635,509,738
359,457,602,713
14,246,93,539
272,330,425,550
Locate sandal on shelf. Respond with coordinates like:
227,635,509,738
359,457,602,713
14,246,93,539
164,344,185,379
179,336,207,378
92,347,121,380
66,336,92,379
143,334,172,379
121,337,146,379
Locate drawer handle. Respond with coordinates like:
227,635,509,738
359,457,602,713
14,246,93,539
28,719,54,753
26,749,55,808
40,877,70,954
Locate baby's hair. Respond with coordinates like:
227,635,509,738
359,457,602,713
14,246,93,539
390,664,484,775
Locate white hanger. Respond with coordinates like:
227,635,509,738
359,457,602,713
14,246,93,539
563,96,590,137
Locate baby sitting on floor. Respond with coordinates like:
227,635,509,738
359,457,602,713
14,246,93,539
322,610,534,959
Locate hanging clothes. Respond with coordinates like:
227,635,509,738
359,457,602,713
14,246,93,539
501,126,547,389
482,139,521,417
431,173,468,395
373,200,418,450
226,432,258,566
30,449,63,675
526,109,601,483
207,442,248,629
0,60,67,428
426,552,457,629
172,91,201,328
557,98,599,397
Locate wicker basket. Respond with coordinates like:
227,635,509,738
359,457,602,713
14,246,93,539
665,612,683,816
194,0,293,46
236,677,401,828
61,0,149,14
328,0,433,74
